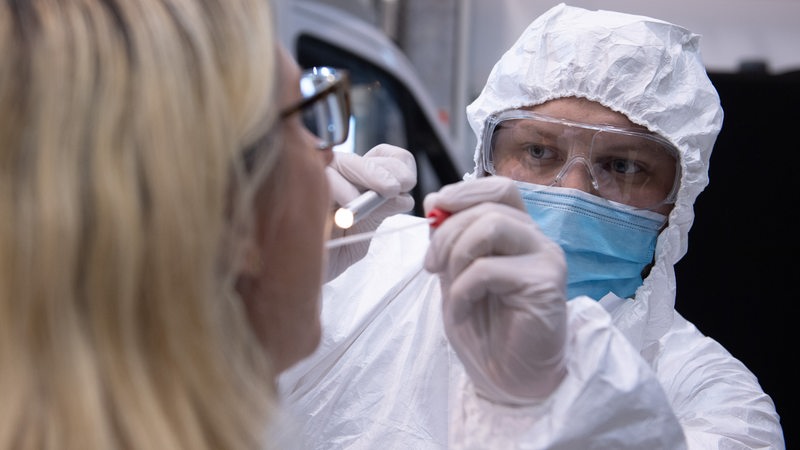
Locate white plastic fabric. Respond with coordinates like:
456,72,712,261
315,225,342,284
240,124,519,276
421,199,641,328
279,4,784,449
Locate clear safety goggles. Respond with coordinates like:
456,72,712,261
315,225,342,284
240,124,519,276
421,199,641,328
482,109,680,210
280,67,351,149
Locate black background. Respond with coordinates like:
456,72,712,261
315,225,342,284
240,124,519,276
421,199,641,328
674,69,798,448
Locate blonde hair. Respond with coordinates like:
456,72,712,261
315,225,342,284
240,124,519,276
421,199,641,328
0,0,282,448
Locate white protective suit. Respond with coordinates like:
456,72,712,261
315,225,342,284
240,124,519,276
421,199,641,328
279,4,785,449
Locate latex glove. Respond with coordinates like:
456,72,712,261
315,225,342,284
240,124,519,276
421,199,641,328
424,176,568,405
326,144,416,281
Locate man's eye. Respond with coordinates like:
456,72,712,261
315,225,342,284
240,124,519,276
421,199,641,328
610,158,640,174
525,144,555,160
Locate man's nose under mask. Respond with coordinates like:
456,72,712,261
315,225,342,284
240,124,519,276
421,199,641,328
514,181,666,300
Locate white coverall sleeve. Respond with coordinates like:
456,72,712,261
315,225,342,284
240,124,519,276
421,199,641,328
451,297,687,450
654,314,785,449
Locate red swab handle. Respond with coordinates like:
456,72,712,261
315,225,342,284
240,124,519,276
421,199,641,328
426,208,452,229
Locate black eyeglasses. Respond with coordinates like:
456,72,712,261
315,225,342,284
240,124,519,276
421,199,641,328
281,67,351,149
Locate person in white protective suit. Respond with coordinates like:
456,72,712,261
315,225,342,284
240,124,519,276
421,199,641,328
280,4,785,449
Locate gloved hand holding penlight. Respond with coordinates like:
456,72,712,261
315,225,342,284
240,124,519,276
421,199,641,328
324,144,416,280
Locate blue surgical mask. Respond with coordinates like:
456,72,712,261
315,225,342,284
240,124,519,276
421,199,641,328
515,181,666,300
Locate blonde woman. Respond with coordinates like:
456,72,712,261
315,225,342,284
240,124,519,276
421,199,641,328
0,0,346,448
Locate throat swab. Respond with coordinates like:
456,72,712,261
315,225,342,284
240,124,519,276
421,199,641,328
326,217,435,249
326,206,452,250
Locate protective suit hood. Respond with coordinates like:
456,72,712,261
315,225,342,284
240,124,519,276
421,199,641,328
466,3,723,356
